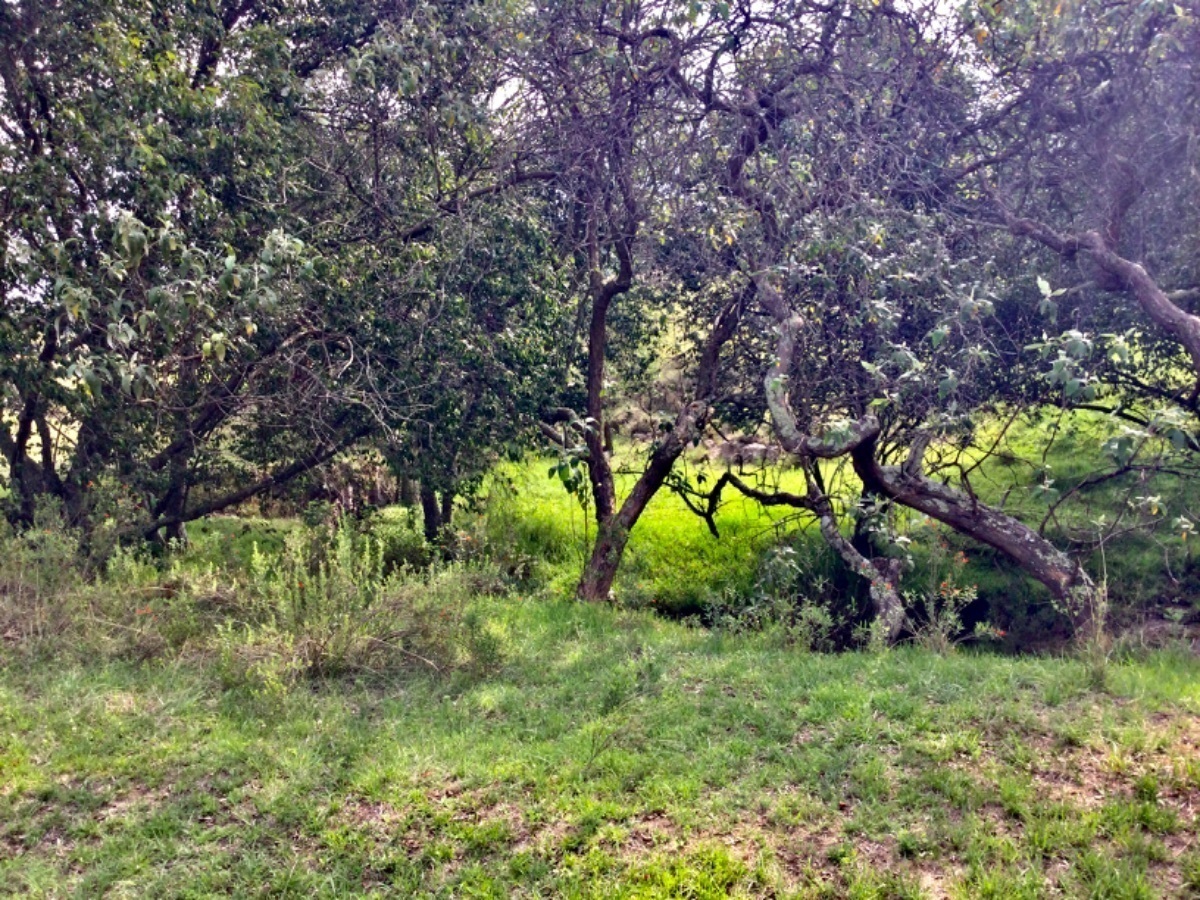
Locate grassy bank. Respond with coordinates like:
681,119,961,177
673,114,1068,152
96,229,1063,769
472,429,1200,642
3,598,1199,897
3,436,1200,897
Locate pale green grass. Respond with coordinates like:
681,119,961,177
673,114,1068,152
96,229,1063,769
478,453,818,616
483,415,1200,640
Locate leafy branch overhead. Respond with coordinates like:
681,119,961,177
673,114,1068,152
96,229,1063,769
2,0,1199,644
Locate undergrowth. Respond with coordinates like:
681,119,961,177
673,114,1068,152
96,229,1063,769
2,458,1200,896
0,515,508,696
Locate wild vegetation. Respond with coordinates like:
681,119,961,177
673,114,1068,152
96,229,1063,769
2,469,1200,896
3,0,1200,894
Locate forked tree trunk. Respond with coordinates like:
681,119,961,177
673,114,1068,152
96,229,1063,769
753,289,906,642
576,289,744,602
576,402,709,601
754,296,1095,641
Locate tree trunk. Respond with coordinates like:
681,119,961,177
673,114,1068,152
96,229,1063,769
575,243,625,593
850,428,1100,641
419,482,441,545
808,476,904,644
156,483,190,547
696,466,906,643
139,424,370,540
151,451,191,548
577,520,626,602
576,403,706,601
6,326,61,525
399,477,417,508
583,287,617,527
576,290,745,601
440,489,455,532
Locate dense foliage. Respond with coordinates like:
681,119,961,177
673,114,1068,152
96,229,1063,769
3,0,1199,643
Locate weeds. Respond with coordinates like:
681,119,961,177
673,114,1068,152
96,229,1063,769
900,534,1004,654
1,515,508,696
706,544,837,650
0,511,84,646
1,499,1198,896
904,579,980,654
212,523,510,694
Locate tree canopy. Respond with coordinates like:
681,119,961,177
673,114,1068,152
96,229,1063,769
3,0,1197,641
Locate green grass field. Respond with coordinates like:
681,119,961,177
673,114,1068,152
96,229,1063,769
2,601,1199,897
3,439,1200,897
471,455,817,615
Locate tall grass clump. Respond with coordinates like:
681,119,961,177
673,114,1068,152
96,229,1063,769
1,510,510,696
208,520,510,694
473,468,584,581
705,542,839,650
0,503,86,649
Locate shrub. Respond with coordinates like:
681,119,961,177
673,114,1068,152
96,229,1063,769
212,520,508,694
467,478,572,584
705,543,838,651
901,537,1001,654
1,509,509,693
366,508,434,573
904,578,980,654
0,503,85,648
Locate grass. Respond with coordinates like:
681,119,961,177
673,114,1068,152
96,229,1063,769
179,412,1200,637
476,454,815,617
487,419,1200,644
3,427,1200,897
2,599,1199,897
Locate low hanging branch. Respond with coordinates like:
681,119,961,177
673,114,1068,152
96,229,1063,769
140,424,372,539
993,197,1200,380
667,461,907,643
665,468,813,539
837,416,1101,640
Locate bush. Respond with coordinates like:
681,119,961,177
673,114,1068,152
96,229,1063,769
705,543,838,651
900,535,1001,654
212,520,508,694
1,511,509,694
904,579,980,655
0,503,85,648
467,477,573,584
366,508,434,573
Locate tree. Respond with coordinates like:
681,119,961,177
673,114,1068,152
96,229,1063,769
300,1,570,544
1,0,557,548
972,2,1200,411
1,0,357,539
679,0,1102,639
507,0,747,600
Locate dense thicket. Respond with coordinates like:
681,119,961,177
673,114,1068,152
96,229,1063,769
3,0,1197,642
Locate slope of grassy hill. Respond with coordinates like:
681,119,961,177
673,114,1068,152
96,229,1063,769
2,597,1198,897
